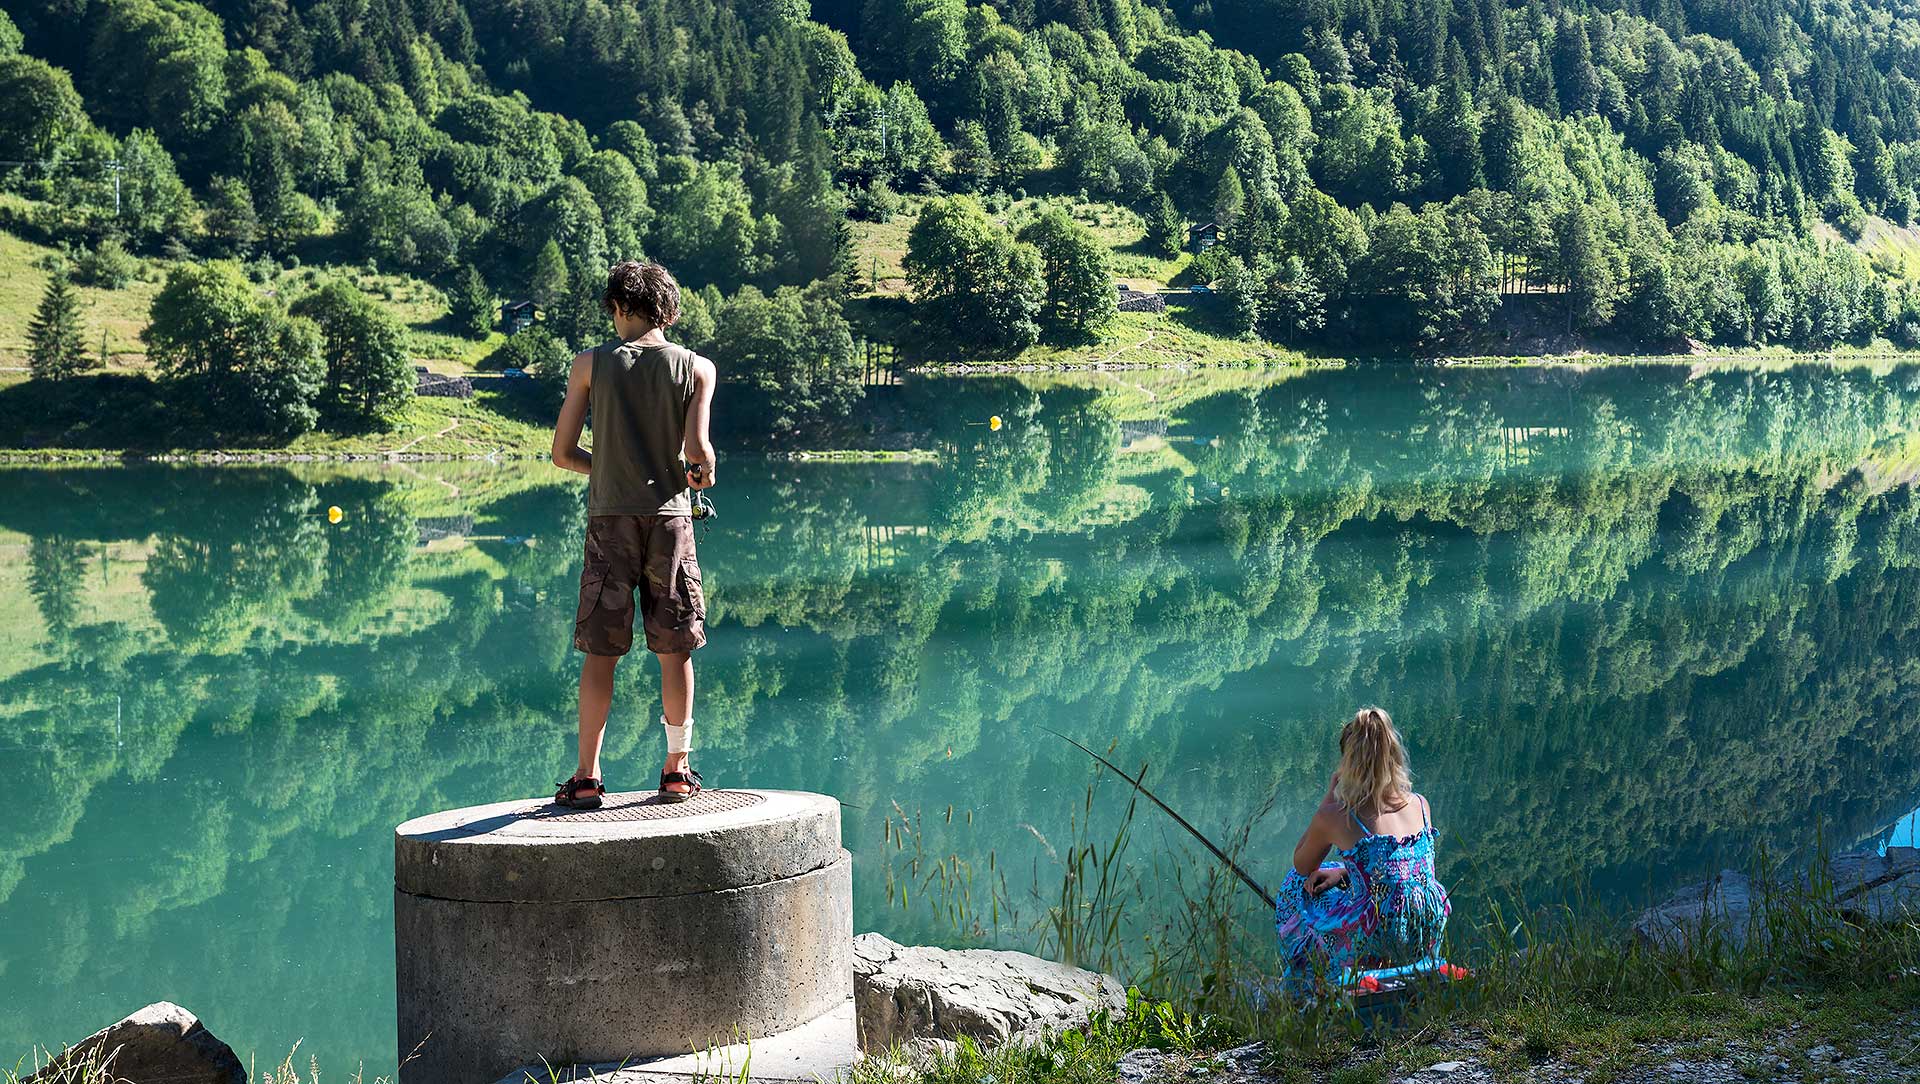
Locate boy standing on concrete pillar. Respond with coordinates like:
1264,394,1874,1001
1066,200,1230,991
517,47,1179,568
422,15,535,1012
548,261,717,807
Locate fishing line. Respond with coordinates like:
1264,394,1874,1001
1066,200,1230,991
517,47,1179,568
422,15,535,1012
1044,726,1275,908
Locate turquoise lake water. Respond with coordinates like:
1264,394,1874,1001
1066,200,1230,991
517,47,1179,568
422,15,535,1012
4,363,1920,1071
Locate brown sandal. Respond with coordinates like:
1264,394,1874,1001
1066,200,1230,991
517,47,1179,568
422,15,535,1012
658,768,702,804
555,776,605,809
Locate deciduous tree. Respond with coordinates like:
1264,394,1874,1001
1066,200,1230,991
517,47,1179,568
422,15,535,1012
903,196,1044,355
145,262,324,438
291,278,415,428
1018,209,1117,340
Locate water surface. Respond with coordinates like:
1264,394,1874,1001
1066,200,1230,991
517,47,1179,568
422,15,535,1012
4,362,1920,1070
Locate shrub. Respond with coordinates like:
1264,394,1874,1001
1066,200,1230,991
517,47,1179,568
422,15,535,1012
849,180,899,223
483,325,572,381
73,238,137,290
1188,247,1232,285
1826,192,1869,241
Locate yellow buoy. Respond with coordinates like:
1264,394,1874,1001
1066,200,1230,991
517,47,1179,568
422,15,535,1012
989,415,1003,431
327,505,343,524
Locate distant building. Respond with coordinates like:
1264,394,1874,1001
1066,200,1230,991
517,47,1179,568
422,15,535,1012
1117,288,1167,313
502,300,538,333
1187,222,1222,252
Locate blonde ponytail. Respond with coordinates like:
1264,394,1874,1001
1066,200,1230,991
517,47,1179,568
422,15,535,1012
1334,706,1412,815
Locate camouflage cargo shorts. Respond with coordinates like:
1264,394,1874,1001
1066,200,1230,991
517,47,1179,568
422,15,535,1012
573,515,707,656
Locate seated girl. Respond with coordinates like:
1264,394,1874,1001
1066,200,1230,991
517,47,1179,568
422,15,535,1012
1275,707,1450,996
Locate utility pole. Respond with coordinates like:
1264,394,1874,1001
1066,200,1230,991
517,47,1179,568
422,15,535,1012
0,157,123,214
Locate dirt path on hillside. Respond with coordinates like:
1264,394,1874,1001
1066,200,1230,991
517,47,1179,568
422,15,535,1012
390,419,459,455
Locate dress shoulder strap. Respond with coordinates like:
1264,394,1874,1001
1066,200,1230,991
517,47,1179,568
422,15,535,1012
1417,793,1430,828
1346,804,1371,837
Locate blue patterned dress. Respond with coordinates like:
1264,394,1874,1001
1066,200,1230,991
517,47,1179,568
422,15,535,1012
1274,794,1450,994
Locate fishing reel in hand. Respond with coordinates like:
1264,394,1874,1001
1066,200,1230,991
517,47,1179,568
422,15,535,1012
686,461,718,528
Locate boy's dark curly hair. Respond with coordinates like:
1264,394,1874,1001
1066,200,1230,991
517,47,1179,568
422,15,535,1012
601,261,681,327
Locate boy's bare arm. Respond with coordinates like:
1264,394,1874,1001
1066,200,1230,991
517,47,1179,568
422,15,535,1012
550,352,594,476
683,355,717,490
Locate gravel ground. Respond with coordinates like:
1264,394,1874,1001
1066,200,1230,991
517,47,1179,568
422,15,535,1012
1116,1010,1920,1083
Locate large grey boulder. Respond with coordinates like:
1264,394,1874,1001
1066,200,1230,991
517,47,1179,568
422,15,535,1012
27,1002,245,1084
1633,870,1764,951
1832,845,1920,923
1635,847,1920,951
851,933,1126,1052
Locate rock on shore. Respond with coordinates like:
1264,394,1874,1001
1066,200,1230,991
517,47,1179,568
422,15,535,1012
852,932,1126,1053
27,1002,245,1084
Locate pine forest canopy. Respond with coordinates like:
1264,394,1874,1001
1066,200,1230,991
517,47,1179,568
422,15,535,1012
8,0,1920,357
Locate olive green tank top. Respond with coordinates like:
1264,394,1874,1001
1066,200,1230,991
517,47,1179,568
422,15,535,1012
586,340,697,517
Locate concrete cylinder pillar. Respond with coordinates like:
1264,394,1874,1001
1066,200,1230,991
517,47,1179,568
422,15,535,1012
394,790,852,1084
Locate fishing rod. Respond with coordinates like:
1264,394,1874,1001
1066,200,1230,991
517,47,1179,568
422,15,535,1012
1044,727,1275,909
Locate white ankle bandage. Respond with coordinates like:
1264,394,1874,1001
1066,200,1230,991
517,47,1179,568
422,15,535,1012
663,717,693,754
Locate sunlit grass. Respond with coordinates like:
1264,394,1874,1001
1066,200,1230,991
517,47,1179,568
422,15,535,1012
0,202,497,376
0,229,163,370
279,391,553,458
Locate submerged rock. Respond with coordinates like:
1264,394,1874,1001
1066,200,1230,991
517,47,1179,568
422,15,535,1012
1833,846,1920,924
1634,847,1920,951
851,932,1126,1052
1633,870,1764,950
27,1002,245,1084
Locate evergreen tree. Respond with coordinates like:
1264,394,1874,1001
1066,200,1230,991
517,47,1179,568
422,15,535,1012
1258,256,1326,343
1426,52,1484,196
1552,202,1616,331
1212,168,1246,228
1551,15,1600,116
549,269,610,351
27,271,94,381
26,534,84,647
449,265,496,339
204,176,260,257
1854,125,1898,215
1218,254,1263,339
253,141,311,252
531,241,570,309
1474,94,1520,193
949,121,996,192
1145,192,1185,258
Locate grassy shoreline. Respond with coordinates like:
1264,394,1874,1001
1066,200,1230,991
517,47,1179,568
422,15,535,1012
854,857,1920,1084
9,348,1920,464
8,869,1913,1084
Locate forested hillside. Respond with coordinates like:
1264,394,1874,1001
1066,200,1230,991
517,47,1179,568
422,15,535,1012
9,0,1920,427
